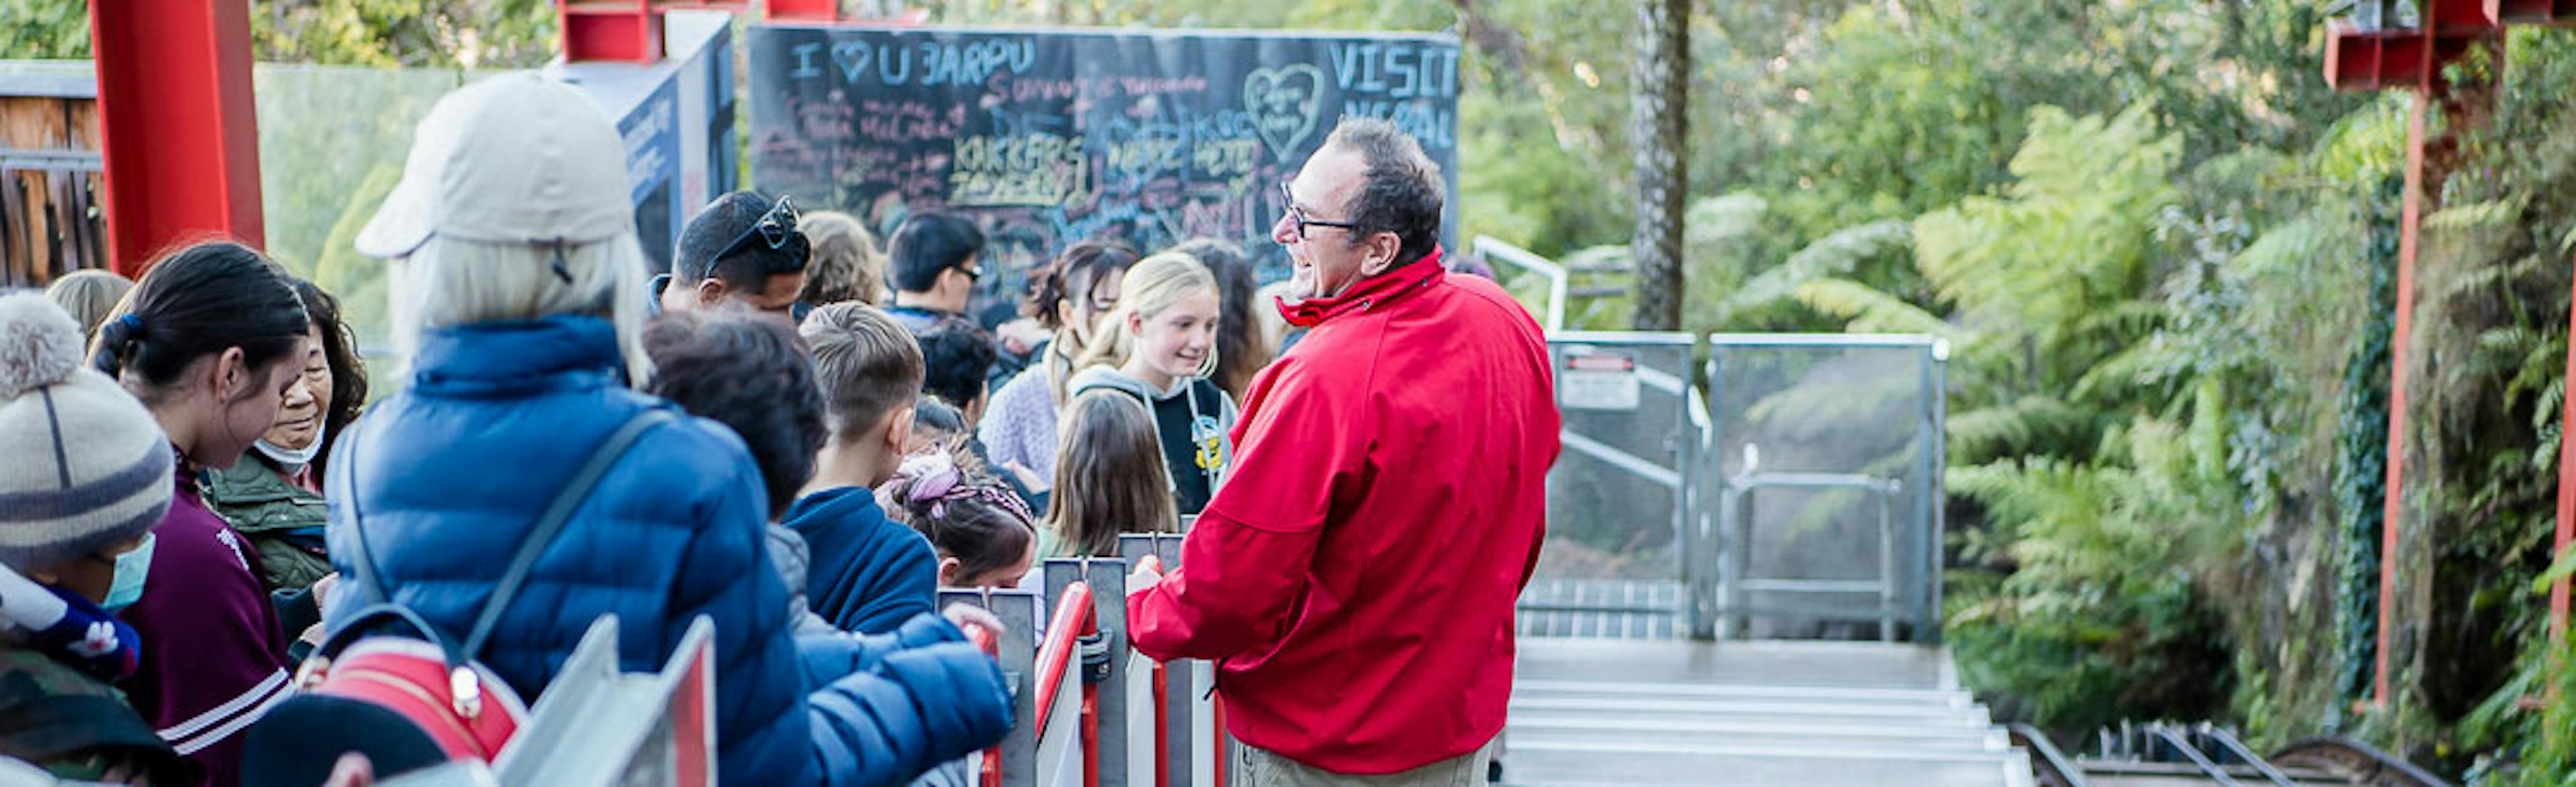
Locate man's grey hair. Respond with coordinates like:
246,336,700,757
1322,118,1445,264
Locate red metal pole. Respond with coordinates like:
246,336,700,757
86,0,266,275
2555,244,2576,641
2375,0,2443,704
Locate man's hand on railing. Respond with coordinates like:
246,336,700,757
1128,554,1164,597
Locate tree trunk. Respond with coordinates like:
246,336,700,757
1628,0,1687,331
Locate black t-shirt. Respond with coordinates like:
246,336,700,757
1148,379,1228,515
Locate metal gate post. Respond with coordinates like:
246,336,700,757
938,588,1044,787
1118,534,1195,787
1046,558,1132,787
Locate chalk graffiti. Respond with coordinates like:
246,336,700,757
1342,100,1456,150
856,99,967,144
918,39,1036,87
1329,42,1460,99
1243,64,1326,162
1107,134,1189,179
789,38,1034,87
1193,138,1261,178
754,27,1460,279
950,133,1088,207
1114,75,1210,97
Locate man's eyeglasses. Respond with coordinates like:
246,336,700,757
702,195,805,280
1280,182,1360,240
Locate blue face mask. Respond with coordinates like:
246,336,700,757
101,533,154,613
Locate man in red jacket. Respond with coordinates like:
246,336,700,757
1126,117,1560,784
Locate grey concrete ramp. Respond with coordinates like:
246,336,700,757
1503,639,2030,787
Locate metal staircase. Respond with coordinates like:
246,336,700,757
1498,639,2031,786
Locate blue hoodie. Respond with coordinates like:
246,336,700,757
784,486,938,635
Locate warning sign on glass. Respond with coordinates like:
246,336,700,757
1558,349,1641,411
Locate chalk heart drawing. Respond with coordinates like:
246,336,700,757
831,41,869,81
1244,64,1326,161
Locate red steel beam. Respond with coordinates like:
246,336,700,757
87,0,265,275
2557,246,2576,641
2375,0,2447,711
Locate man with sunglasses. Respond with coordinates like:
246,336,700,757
655,191,811,327
1122,119,1560,786
882,212,987,333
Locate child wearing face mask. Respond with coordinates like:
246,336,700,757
0,293,193,784
89,242,313,787
1066,252,1239,515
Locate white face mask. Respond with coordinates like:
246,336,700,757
252,422,327,469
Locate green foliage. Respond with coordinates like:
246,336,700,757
0,1,89,59
1945,417,2236,729
254,0,557,68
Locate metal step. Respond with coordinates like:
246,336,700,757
1508,639,2015,786
1501,739,2033,787
1511,695,1994,725
1504,712,2009,743
1513,678,1974,707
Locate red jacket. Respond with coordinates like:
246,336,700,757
1126,249,1560,773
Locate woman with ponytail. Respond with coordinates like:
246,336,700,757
91,240,312,787
1066,251,1238,515
976,240,1138,482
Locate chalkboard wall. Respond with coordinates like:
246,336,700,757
746,23,1461,308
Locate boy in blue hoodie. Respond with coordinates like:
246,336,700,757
789,303,943,635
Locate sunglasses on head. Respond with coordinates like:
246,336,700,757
702,195,804,280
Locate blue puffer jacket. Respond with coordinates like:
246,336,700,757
323,316,1012,785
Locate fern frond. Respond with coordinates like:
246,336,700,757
1796,277,1960,337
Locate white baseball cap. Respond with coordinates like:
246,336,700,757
356,72,637,258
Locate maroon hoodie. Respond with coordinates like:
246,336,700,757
118,460,293,787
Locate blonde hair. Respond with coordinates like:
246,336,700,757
391,233,652,384
44,269,135,342
1042,389,1177,558
1073,252,1219,379
798,211,885,306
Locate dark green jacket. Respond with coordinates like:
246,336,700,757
201,457,333,590
0,645,192,784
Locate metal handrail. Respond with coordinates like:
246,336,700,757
1474,235,1568,331
2194,724,2295,786
1034,582,1096,737
2270,737,2453,787
2145,725,2241,787
2004,723,2090,787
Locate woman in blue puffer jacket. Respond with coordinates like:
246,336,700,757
321,72,1010,785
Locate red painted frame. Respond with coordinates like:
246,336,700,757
87,0,266,276
2325,0,2575,706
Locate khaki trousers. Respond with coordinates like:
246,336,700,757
1232,735,1499,787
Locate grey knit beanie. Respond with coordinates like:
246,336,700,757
0,292,171,572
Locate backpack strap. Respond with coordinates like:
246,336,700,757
333,417,391,605
458,408,676,658
333,407,678,662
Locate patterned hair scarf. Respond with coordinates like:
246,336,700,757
894,452,1034,525
0,563,144,682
